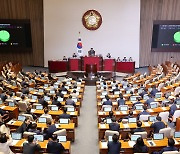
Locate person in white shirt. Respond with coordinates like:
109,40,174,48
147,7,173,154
40,108,52,121
0,133,13,154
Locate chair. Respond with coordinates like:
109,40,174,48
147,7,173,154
18,101,28,112
21,113,34,121
174,87,180,96
53,129,67,136
159,111,169,123
23,132,36,138
139,115,151,122
157,83,164,91
162,151,180,154
134,131,147,139
173,110,180,122
159,127,172,138
105,130,119,140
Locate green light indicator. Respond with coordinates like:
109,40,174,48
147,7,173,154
174,31,180,43
0,30,10,42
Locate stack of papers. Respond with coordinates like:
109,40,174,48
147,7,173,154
144,122,150,126
123,123,129,128
128,141,136,147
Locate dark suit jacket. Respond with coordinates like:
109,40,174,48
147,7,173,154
44,124,57,139
170,104,177,115
118,99,125,106
133,127,146,134
158,146,178,154
133,144,148,153
108,141,121,154
109,122,120,131
150,121,165,133
52,100,61,107
65,99,76,107
17,122,30,134
23,142,41,154
138,110,150,120
59,113,71,119
103,100,112,106
47,141,65,154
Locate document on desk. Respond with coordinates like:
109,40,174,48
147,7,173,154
121,111,127,114
144,122,150,126
100,124,107,129
147,140,156,146
21,141,28,146
12,140,20,146
116,111,120,115
101,142,108,148
30,109,35,113
128,141,135,147
148,109,153,112
7,119,15,125
98,111,104,115
123,123,129,128
162,107,166,111
174,139,179,145
0,106,5,109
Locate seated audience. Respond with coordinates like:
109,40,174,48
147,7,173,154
150,116,165,133
23,135,41,154
47,134,65,154
25,107,37,120
128,57,133,62
102,95,112,106
107,134,121,154
133,137,148,153
52,96,61,107
137,105,150,120
28,123,41,135
122,57,127,62
117,94,125,106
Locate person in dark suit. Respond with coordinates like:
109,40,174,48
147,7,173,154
150,116,165,133
107,134,121,154
145,94,155,107
23,135,41,154
28,123,41,135
17,117,31,134
56,89,64,98
123,110,134,119
25,107,37,120
117,94,125,106
59,107,71,119
43,121,57,140
133,121,145,134
154,138,178,154
102,95,112,106
21,85,29,95
52,96,61,108
150,85,158,97
38,95,48,108
133,98,143,108
109,117,120,132
47,134,65,154
113,84,120,93
88,48,95,56
65,95,76,107
137,105,150,120
133,137,148,153
60,84,68,92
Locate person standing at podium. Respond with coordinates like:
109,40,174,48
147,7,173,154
88,48,95,56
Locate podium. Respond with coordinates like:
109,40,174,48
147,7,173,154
82,56,103,71
116,61,135,73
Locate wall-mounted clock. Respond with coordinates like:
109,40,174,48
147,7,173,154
82,10,102,31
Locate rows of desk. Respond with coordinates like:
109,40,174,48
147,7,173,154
96,71,180,153
1,76,86,154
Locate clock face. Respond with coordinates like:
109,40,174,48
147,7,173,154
82,10,102,31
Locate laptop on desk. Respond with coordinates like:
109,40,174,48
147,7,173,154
58,136,67,142
153,133,164,140
34,134,44,142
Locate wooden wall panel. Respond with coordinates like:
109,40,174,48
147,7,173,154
0,0,44,66
140,0,180,67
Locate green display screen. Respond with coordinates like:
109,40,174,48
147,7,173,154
174,31,180,43
0,30,10,42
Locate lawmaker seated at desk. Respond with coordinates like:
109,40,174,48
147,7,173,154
65,95,76,107
137,105,150,120
88,48,95,56
122,57,127,62
72,53,77,58
63,56,67,61
133,137,148,153
132,120,146,134
40,108,52,121
107,134,122,154
128,57,133,62
43,120,57,140
109,117,120,132
59,107,71,119
102,95,112,106
150,116,166,134
17,117,32,134
47,134,65,154
23,135,41,154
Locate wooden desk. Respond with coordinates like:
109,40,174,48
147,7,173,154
116,62,135,73
0,105,19,119
98,122,153,140
11,139,71,154
48,60,68,73
7,120,75,142
99,138,180,154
